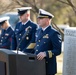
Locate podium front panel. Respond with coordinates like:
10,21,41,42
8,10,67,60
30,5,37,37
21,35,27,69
0,61,6,75
0,49,17,75
16,54,46,75
0,49,46,75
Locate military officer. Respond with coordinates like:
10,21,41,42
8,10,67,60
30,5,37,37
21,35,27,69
34,9,62,75
0,16,14,49
11,7,37,53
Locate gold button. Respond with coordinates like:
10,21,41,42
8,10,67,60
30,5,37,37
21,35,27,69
37,45,39,47
2,37,3,39
20,34,21,36
36,50,38,51
44,42,46,44
26,37,29,40
19,38,20,40
38,40,40,42
1,40,3,42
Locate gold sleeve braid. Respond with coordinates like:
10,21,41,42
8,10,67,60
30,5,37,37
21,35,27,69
48,51,52,58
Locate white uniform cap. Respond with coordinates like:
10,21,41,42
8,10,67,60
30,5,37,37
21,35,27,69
38,9,54,18
16,7,32,16
0,16,10,25
16,7,32,11
0,16,10,22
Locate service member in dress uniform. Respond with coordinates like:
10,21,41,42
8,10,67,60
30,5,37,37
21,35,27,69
34,9,62,75
11,7,37,53
0,16,14,49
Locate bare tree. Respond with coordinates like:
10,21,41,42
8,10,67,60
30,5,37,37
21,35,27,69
1,0,72,38
15,0,64,37
57,0,76,15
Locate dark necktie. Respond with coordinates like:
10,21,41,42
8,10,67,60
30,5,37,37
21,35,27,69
38,29,43,38
4,30,6,34
41,29,43,34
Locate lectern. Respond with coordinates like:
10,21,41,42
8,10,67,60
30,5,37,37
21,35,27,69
0,49,46,75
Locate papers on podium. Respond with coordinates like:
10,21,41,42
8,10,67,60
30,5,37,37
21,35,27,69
12,50,26,55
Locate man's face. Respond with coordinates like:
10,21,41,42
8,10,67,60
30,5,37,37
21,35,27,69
37,18,47,27
19,13,29,22
1,22,6,29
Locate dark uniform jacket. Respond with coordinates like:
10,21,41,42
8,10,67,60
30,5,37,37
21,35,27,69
0,27,14,49
11,20,37,53
34,26,62,75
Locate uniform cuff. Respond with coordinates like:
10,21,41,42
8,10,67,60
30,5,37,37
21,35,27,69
46,51,53,58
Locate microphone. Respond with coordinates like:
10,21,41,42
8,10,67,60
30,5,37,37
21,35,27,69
22,26,32,39
16,26,32,54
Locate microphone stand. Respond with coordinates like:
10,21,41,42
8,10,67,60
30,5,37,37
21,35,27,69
16,26,32,54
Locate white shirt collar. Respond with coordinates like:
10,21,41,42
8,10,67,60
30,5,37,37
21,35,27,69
5,26,10,30
42,25,49,31
22,20,29,25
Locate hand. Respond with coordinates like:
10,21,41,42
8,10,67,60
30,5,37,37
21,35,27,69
37,52,46,60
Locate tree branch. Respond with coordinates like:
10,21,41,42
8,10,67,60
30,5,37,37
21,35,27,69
67,0,76,14
57,0,76,14
15,0,25,7
23,0,39,13
52,22,64,41
57,0,70,5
